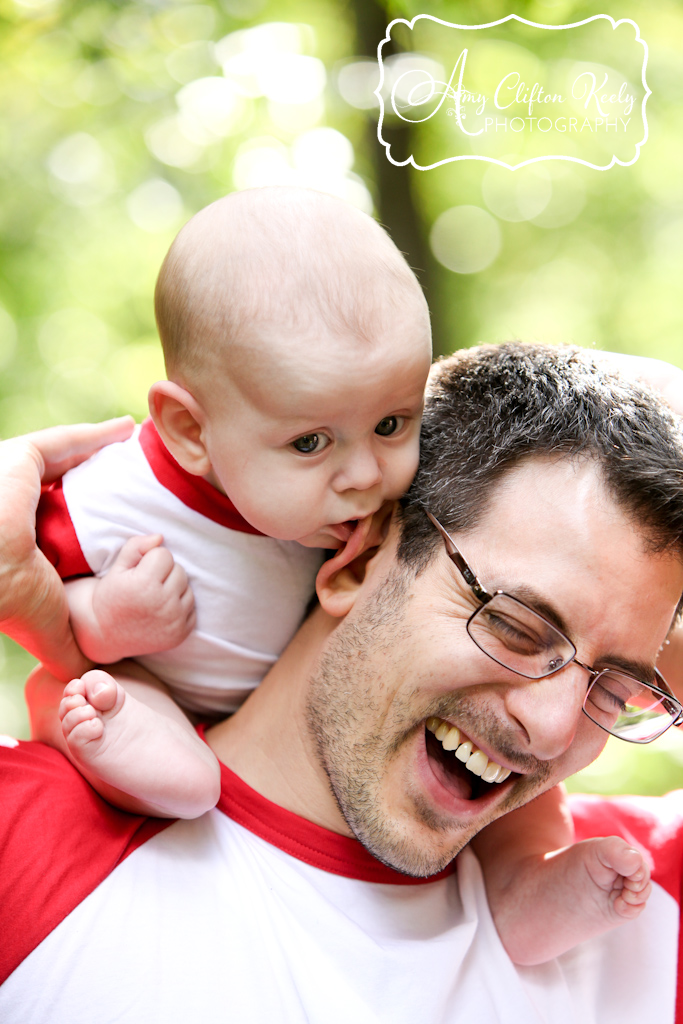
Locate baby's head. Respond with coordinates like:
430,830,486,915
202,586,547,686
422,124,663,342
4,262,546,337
150,187,432,548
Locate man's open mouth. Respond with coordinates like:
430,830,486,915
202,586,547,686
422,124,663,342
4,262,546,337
425,717,513,801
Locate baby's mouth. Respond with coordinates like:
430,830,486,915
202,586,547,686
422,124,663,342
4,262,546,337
425,717,513,800
326,520,359,543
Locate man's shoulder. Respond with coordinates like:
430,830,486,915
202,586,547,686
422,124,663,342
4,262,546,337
0,738,170,984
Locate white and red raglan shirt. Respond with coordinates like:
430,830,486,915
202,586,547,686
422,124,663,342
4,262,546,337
36,420,324,715
0,734,682,1024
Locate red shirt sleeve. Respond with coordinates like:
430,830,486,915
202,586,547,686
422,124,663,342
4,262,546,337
35,480,92,579
0,740,170,983
570,792,683,1021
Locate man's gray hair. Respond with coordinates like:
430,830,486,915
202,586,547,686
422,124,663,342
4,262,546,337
398,343,683,571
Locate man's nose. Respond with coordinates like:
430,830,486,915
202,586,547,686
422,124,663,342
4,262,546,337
332,446,383,493
502,663,587,761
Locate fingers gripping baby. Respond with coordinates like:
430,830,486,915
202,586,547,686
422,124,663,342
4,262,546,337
23,186,652,964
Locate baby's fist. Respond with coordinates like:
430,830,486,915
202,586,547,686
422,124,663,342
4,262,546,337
89,535,196,660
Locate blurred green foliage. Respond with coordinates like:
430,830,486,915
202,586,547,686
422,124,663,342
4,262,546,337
1,0,683,794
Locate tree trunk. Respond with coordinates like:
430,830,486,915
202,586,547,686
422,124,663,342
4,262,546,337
351,0,449,355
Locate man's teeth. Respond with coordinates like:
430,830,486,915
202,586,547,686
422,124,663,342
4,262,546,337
426,717,511,784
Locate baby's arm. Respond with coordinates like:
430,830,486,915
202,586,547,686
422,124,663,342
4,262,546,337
29,537,218,819
472,786,651,965
29,660,221,819
65,534,196,664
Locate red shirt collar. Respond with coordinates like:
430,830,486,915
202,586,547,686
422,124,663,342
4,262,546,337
216,756,456,886
139,419,263,535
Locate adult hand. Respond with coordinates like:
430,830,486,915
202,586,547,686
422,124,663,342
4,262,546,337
0,417,135,681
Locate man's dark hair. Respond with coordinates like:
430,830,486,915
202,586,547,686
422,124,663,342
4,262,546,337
398,343,683,571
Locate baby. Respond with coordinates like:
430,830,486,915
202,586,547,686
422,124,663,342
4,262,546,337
34,186,432,816
29,186,650,967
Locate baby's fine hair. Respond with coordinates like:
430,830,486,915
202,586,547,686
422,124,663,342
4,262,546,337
155,187,430,385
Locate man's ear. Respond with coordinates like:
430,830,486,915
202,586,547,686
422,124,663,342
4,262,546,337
148,381,211,477
316,503,395,618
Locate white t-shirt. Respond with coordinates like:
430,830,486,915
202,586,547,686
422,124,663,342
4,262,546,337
36,420,324,714
0,737,681,1024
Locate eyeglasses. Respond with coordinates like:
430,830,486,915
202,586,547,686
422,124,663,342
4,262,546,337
426,510,683,744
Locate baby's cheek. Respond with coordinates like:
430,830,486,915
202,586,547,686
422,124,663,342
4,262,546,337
387,445,420,498
262,476,323,532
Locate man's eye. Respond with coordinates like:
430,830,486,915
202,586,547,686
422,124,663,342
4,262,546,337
291,433,330,454
483,612,548,655
375,415,405,437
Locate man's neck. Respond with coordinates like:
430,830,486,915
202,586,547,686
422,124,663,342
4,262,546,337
205,608,353,837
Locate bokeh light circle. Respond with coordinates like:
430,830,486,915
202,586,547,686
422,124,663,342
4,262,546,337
430,205,501,274
482,163,552,223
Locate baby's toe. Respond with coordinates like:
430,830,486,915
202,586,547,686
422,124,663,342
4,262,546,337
62,702,100,742
596,837,644,879
621,880,652,904
612,890,649,919
82,670,120,713
62,677,88,700
58,691,87,723
69,717,105,748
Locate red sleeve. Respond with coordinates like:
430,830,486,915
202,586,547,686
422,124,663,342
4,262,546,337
570,792,683,1021
0,740,171,983
35,479,92,579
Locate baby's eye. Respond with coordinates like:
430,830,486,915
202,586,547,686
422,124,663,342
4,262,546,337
375,415,405,437
291,433,330,455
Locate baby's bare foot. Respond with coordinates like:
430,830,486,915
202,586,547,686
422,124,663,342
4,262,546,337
583,836,651,919
495,836,651,965
59,670,220,818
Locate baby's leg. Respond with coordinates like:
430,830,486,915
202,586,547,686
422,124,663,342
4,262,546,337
473,787,651,965
30,662,220,819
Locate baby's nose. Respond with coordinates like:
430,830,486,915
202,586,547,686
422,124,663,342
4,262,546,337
333,448,383,493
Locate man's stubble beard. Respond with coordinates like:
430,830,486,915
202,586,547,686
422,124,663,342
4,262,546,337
305,567,554,878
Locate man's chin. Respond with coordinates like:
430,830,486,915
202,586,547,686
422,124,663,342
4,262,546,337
344,807,466,879
350,728,548,879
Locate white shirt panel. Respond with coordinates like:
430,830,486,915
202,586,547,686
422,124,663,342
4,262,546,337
1,810,676,1024
61,430,323,713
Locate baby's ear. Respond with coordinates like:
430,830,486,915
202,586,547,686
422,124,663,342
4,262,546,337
317,503,395,617
148,381,211,477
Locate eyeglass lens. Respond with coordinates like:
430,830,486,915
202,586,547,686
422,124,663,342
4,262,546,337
467,593,678,743
584,672,677,743
468,593,575,679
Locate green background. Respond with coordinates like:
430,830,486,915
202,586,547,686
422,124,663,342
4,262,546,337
1,0,682,796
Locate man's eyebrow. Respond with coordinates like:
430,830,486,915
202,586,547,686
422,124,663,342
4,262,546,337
594,654,657,684
503,584,571,637
508,585,656,681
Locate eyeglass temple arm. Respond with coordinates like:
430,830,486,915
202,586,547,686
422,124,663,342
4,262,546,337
426,512,492,603
652,670,683,718
661,683,683,726
667,702,683,727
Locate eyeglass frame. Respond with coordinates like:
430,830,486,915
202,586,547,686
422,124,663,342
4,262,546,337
425,509,683,743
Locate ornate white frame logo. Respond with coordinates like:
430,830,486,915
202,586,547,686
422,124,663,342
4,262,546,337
375,13,651,171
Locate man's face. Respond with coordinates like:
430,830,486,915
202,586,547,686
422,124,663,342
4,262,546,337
306,457,683,877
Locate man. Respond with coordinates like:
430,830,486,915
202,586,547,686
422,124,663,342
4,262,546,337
1,343,683,1023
